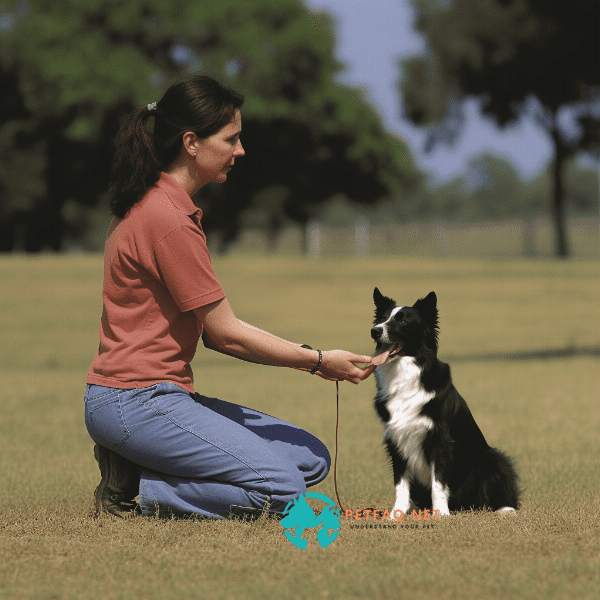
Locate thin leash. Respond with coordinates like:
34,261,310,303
303,345,345,513
333,380,345,514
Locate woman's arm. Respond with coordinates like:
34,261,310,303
194,298,375,384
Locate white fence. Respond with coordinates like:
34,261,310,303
224,218,600,259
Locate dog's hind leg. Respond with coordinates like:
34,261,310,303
431,462,450,517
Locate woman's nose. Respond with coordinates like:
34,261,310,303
234,140,245,157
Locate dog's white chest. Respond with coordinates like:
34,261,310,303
377,357,434,486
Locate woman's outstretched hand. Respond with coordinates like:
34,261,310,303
311,350,376,384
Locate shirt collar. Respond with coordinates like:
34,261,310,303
155,172,202,217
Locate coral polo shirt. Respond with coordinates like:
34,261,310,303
87,172,225,393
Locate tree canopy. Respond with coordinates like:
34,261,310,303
0,0,418,252
400,0,600,257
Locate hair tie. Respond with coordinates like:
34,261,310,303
147,102,157,112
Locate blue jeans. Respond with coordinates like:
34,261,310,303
84,382,330,518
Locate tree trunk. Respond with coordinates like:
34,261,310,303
550,127,569,258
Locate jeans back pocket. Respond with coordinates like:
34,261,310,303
84,386,130,449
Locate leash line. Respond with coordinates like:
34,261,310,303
333,380,345,514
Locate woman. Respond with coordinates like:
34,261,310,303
85,75,375,520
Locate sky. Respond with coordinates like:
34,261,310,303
302,0,554,184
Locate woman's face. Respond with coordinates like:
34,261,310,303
193,109,245,186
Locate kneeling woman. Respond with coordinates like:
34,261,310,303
84,75,375,519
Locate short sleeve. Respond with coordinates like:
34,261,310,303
152,223,225,312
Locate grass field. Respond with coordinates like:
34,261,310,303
1,254,599,600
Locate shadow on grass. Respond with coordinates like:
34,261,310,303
443,345,600,362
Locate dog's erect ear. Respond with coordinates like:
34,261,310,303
413,292,439,348
413,292,438,326
373,287,395,323
423,291,437,309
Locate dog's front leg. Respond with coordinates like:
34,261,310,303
391,476,411,521
431,463,450,517
386,440,411,520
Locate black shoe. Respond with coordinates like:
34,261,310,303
93,444,141,518
229,496,282,522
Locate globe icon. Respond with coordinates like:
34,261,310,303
280,492,341,549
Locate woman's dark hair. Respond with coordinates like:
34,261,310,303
108,75,244,218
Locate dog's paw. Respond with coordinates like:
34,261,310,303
433,506,450,518
390,505,410,522
495,506,517,516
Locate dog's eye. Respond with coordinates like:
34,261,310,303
400,320,406,326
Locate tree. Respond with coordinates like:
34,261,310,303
0,0,418,252
400,0,600,257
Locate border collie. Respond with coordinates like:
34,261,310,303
370,288,520,517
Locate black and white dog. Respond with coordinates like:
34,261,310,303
371,288,520,517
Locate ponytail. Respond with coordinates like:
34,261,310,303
108,106,161,218
108,75,244,218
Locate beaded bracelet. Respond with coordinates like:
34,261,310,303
310,349,323,375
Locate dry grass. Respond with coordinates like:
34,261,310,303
1,254,599,600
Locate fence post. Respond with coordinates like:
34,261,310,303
522,216,536,257
306,220,321,258
355,218,369,257
434,221,448,256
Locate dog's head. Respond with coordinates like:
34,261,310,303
371,288,439,361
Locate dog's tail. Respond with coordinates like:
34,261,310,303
475,447,521,511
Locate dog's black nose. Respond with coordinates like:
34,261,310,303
371,327,382,341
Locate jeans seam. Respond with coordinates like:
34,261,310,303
84,388,118,404
166,413,272,486
91,394,122,411
115,391,131,447
136,400,272,487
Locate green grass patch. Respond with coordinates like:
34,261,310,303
1,255,599,600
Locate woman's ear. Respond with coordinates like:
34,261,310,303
182,131,199,157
